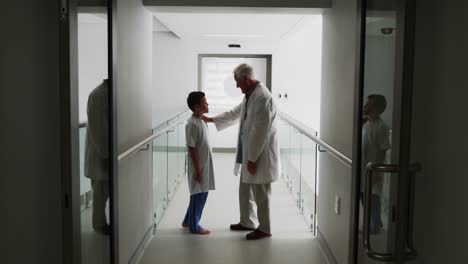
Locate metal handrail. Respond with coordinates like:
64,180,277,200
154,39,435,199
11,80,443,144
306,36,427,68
118,111,190,161
279,112,352,168
152,111,191,132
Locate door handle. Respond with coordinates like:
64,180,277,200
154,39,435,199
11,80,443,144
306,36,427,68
363,163,398,261
404,163,421,260
363,163,421,261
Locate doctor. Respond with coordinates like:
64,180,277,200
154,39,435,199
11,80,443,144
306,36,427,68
84,79,110,235
202,63,280,240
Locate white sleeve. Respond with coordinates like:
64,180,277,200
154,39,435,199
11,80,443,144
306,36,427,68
212,102,243,131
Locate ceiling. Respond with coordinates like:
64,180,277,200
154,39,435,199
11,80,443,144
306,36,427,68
152,13,308,40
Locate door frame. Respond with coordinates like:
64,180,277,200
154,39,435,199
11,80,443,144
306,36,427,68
349,0,418,263
60,0,81,263
348,0,365,262
109,0,119,262
61,0,118,263
392,0,417,261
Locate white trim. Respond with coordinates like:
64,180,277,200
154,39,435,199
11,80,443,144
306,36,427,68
129,225,155,264
317,228,339,264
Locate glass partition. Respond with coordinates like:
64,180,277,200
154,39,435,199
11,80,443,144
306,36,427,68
152,115,189,227
279,120,291,183
278,115,319,233
153,132,168,225
167,126,178,203
176,123,187,186
290,128,302,208
79,127,92,209
300,132,318,232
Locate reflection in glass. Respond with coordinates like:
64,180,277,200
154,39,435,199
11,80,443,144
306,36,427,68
358,2,397,262
78,11,110,264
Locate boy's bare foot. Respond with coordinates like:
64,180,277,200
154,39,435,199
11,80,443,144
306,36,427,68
191,227,210,235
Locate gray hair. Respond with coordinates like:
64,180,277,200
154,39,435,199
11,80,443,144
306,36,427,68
233,63,255,79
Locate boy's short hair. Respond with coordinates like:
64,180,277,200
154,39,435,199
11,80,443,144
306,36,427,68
368,94,387,114
187,91,206,111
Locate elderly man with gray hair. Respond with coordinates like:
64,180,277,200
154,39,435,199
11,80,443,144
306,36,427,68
202,63,280,240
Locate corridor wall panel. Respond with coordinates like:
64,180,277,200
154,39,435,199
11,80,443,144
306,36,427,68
318,0,357,263
115,0,154,263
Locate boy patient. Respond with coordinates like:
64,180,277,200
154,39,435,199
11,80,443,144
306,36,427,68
362,94,391,234
182,91,215,235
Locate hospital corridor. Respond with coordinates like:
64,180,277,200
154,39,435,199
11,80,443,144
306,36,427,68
2,0,468,264
139,153,324,264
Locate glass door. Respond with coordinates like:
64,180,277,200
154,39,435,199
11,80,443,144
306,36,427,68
353,0,419,263
77,6,112,264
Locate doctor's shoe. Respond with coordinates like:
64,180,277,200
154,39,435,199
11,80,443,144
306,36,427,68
230,223,256,231
246,229,272,240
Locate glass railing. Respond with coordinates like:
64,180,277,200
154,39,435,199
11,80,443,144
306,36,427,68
279,116,319,233
152,112,190,226
79,124,93,211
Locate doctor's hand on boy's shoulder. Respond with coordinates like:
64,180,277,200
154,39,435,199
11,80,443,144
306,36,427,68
200,115,213,123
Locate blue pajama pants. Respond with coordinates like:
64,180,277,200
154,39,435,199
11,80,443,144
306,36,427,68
360,192,382,233
182,192,208,232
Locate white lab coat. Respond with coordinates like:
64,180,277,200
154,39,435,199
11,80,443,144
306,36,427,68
213,83,281,184
84,80,109,181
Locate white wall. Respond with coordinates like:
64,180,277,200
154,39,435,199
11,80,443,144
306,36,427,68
274,15,322,131
318,0,357,263
116,0,154,263
412,0,468,262
0,1,63,263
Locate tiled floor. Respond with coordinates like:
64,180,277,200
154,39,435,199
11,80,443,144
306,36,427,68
139,153,325,264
